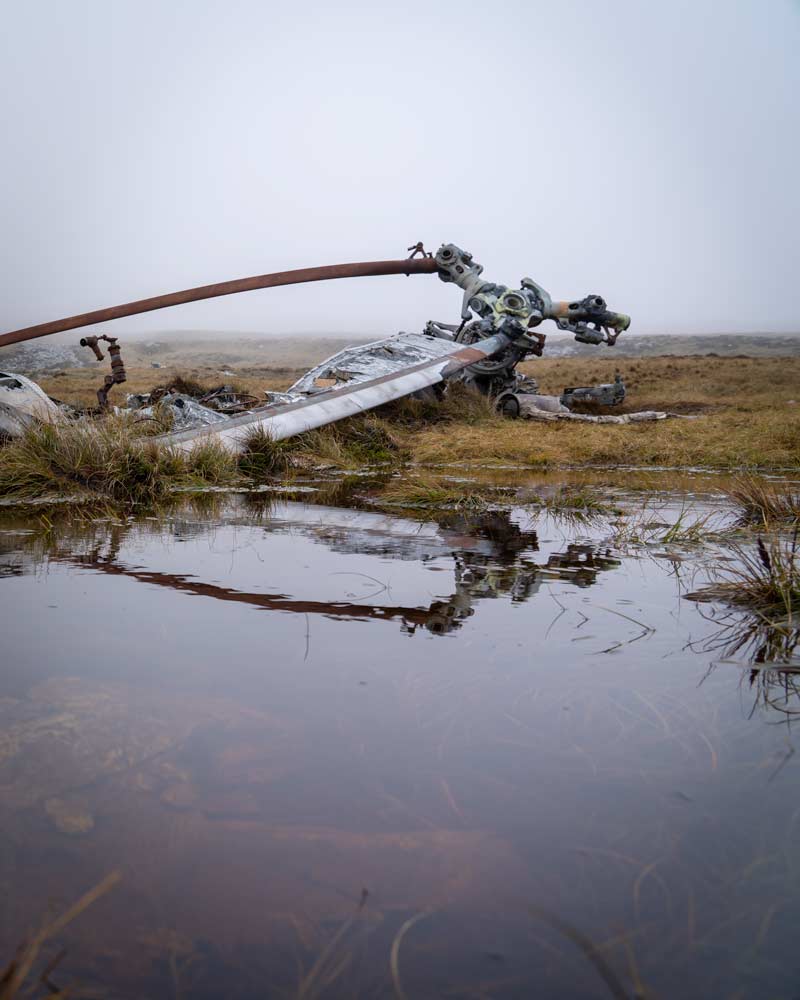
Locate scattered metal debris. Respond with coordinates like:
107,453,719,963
521,408,678,424
130,393,229,430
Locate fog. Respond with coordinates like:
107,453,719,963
1,0,798,341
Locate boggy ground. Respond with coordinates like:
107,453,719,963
25,353,800,472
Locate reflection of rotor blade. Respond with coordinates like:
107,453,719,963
163,331,512,451
55,554,435,628
0,257,439,349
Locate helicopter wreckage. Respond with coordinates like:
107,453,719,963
0,242,674,447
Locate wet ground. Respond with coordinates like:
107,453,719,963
1,472,798,999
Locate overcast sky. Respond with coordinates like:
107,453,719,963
1,0,798,342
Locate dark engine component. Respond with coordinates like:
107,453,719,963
560,374,626,409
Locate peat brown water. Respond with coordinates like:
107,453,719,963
0,479,798,999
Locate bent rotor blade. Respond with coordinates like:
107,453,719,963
162,332,512,452
0,257,439,349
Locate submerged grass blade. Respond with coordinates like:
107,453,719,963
0,871,120,1000
528,906,631,1000
389,912,431,1000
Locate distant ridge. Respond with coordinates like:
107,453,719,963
2,332,799,373
543,333,800,358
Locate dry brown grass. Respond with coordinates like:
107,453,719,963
35,364,302,409
26,354,800,472
722,475,800,528
399,356,800,470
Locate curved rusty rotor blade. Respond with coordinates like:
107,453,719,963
0,257,440,349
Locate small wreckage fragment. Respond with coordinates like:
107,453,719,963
0,241,658,447
79,334,127,408
561,374,626,410
0,371,63,438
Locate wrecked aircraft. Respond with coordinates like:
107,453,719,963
0,242,638,446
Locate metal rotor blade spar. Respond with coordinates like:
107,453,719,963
0,257,439,349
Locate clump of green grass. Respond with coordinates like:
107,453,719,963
537,487,612,515
375,472,510,510
612,502,716,545
378,381,497,429
0,417,240,505
296,414,404,468
693,529,799,618
723,475,800,528
130,399,176,435
238,426,294,478
187,439,239,484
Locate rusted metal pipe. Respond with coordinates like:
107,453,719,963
78,334,127,408
0,257,440,349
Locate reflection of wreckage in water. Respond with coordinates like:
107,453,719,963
0,242,652,446
40,504,620,635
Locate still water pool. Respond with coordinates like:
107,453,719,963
1,479,798,998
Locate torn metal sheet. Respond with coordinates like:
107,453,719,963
132,394,230,430
0,371,63,438
286,333,459,396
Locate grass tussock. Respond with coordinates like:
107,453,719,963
188,439,239,485
535,487,612,516
238,426,293,478
693,529,799,619
295,414,404,468
375,472,510,510
612,503,717,545
723,475,800,528
378,382,497,429
0,417,240,505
